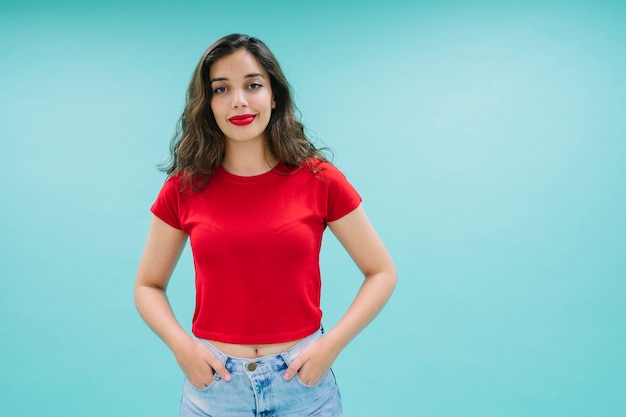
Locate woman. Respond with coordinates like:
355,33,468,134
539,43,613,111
135,33,397,417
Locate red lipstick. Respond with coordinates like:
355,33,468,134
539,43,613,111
229,114,256,126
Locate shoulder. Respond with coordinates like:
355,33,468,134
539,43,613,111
159,173,184,194
300,158,335,174
161,171,212,195
303,158,348,182
279,158,352,187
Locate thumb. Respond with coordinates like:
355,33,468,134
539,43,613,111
211,360,232,381
203,351,232,382
284,357,304,381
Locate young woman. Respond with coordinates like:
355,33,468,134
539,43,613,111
134,34,397,417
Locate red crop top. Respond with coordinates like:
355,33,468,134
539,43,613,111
150,160,362,344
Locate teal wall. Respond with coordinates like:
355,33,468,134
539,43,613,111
1,0,625,416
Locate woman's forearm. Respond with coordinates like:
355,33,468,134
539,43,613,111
324,205,398,356
283,268,396,382
134,216,192,352
134,284,193,352
323,270,397,355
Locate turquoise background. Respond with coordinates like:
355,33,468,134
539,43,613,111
1,0,625,416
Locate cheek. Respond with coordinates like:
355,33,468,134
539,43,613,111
209,98,219,115
209,105,227,130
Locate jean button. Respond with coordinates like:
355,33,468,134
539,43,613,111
246,362,257,372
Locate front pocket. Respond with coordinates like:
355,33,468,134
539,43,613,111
294,369,330,389
189,372,219,392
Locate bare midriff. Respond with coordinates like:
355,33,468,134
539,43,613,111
207,337,305,359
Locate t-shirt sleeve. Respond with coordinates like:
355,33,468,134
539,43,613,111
150,176,184,230
321,163,363,222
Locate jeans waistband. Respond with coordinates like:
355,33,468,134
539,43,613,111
196,329,323,374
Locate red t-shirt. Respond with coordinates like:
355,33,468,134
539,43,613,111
150,160,362,344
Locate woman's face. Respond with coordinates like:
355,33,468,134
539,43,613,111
209,49,276,146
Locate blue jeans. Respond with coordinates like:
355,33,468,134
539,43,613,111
180,329,343,417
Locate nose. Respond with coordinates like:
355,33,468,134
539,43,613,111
231,89,248,108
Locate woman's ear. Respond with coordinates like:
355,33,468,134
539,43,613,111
272,96,276,109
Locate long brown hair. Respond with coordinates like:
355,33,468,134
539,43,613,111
161,33,328,190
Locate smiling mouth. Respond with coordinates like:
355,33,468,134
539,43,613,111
229,114,256,126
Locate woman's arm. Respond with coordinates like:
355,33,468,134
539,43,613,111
284,205,397,384
134,215,231,386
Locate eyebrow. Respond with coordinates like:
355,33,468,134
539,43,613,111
210,73,266,84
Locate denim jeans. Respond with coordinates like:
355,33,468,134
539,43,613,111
180,329,343,417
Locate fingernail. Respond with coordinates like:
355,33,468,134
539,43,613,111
284,373,291,380
224,374,232,381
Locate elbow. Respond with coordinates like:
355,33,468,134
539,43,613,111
387,265,398,292
365,262,397,293
381,258,398,295
133,280,145,312
133,274,163,311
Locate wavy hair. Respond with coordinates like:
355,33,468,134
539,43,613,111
161,33,328,190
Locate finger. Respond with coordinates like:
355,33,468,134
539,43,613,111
284,357,304,381
191,374,214,389
214,362,232,381
196,343,232,382
205,357,231,381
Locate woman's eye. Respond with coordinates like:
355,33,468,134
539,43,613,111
214,86,227,94
249,82,262,89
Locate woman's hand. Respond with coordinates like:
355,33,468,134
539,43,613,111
174,337,232,388
135,216,232,388
283,337,338,386
283,205,397,386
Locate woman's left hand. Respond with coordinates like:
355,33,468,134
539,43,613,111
284,205,397,386
283,337,338,386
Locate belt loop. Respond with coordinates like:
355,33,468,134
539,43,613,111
194,337,228,367
280,328,323,365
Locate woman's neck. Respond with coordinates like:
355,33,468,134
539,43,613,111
222,140,278,176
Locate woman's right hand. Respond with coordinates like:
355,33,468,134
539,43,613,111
174,338,232,388
134,216,232,388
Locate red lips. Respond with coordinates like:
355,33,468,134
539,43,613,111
229,114,256,126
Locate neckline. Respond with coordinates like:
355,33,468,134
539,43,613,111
216,162,287,184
